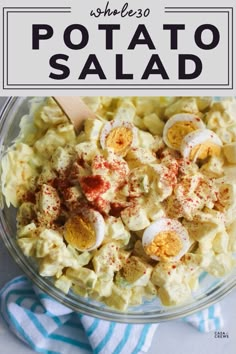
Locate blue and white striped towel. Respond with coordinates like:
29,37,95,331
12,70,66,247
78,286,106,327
0,276,223,354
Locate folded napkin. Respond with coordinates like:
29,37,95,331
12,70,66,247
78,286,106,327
0,276,223,354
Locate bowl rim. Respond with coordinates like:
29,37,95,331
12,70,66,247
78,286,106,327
0,96,236,323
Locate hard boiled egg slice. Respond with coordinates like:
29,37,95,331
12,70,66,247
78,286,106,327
142,218,190,262
181,129,222,161
100,120,136,156
64,208,105,251
163,114,205,150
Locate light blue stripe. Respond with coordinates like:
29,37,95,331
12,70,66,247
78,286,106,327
209,305,220,330
10,296,90,349
65,319,84,330
29,302,62,327
50,315,64,327
68,313,84,327
30,302,46,314
0,289,34,314
50,334,91,351
198,321,205,332
86,318,100,336
198,311,205,332
15,295,38,312
37,293,69,322
2,289,35,304
131,325,151,354
3,289,59,354
113,324,132,354
16,295,47,320
63,322,87,339
65,321,81,329
16,294,36,306
94,322,116,354
23,307,49,336
0,279,89,351
214,315,221,330
24,294,63,327
208,305,214,319
45,309,64,324
23,306,91,350
0,276,31,297
199,272,208,283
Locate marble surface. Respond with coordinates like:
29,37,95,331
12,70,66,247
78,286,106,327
0,97,235,354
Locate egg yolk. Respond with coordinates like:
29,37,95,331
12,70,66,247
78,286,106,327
64,215,96,250
189,142,221,160
106,127,133,155
144,231,182,262
167,122,196,149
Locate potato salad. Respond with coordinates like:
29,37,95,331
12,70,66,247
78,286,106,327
1,96,236,310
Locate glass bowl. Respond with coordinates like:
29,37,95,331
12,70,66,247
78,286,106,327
0,97,235,323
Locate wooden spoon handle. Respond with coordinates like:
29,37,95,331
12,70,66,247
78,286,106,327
53,96,96,132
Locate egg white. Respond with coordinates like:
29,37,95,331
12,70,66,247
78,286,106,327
83,208,105,251
163,113,205,150
180,129,223,160
100,120,136,151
